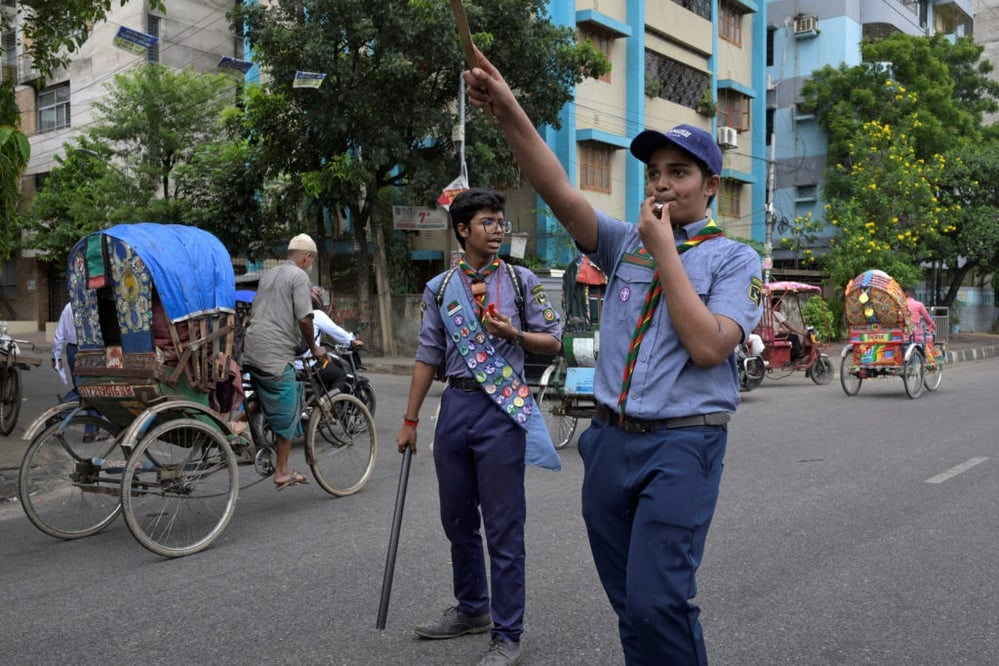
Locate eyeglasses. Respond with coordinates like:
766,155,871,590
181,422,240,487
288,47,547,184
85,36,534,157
471,217,513,234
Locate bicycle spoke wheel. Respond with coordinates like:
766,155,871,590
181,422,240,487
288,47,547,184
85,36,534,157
307,393,376,496
923,356,943,391
903,349,925,399
1,366,21,436
248,404,275,452
537,387,578,449
840,353,862,397
810,356,833,386
18,415,122,539
121,418,238,558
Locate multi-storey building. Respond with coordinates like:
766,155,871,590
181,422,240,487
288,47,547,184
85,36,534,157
410,0,770,274
3,0,241,329
976,0,999,126
765,0,973,277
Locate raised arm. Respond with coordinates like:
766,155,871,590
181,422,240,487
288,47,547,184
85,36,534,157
463,47,599,252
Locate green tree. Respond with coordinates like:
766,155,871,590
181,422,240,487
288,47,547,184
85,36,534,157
231,0,607,353
801,33,998,185
89,64,237,205
23,65,248,266
933,142,999,306
822,116,955,290
22,139,142,266
0,79,29,260
800,33,999,296
0,0,166,258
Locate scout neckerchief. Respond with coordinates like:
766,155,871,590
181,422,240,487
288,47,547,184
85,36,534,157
438,265,560,471
459,257,501,323
618,219,725,413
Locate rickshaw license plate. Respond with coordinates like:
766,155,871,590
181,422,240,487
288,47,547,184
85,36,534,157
79,384,136,398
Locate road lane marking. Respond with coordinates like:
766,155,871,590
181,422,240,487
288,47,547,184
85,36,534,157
924,457,989,484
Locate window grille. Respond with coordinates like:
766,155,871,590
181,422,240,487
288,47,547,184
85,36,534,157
147,14,160,63
670,0,711,21
645,50,710,110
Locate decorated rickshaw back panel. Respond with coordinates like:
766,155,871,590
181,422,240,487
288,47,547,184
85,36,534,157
844,270,911,332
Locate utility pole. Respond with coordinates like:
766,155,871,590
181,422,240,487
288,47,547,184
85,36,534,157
763,135,776,284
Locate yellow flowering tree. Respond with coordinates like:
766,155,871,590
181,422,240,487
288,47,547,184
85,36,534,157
823,116,955,288
934,142,999,306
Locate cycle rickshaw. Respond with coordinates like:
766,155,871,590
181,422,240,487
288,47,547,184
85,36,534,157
533,256,606,449
839,269,943,399
754,281,834,385
18,223,375,557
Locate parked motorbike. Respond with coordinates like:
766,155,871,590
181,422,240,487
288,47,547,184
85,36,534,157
0,321,36,435
737,334,766,393
324,344,376,415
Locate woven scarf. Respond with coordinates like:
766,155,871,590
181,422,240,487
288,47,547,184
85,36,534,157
459,257,500,323
618,220,725,412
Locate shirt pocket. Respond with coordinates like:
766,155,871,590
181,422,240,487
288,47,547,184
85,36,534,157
611,263,655,324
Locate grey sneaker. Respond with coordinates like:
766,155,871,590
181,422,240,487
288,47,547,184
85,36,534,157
478,636,522,665
414,605,492,639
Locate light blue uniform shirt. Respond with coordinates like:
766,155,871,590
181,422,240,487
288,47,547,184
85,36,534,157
415,261,562,377
588,209,762,419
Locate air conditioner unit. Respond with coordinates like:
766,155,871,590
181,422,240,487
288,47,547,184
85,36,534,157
794,16,817,34
717,126,738,150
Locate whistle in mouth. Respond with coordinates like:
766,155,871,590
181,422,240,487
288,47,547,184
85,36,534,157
653,202,665,219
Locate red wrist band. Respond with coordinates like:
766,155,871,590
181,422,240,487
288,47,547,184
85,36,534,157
403,417,419,428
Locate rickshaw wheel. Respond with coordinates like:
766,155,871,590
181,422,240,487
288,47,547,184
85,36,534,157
538,386,578,449
840,352,862,396
0,366,21,436
247,398,275,453
810,355,833,385
306,392,376,497
902,348,925,399
19,415,123,539
923,356,943,391
121,418,238,558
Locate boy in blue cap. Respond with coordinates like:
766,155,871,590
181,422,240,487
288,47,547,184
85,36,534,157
464,49,762,664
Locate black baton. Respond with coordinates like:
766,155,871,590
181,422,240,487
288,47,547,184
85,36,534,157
376,446,413,629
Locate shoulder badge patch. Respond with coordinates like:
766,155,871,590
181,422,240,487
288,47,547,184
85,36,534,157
749,276,763,307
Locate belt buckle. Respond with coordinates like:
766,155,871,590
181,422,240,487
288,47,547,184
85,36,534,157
621,416,653,433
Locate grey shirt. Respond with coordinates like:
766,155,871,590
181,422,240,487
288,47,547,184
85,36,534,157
242,261,314,375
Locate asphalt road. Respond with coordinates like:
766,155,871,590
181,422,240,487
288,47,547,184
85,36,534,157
2,359,998,665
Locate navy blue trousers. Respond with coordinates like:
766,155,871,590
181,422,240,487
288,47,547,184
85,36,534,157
579,418,727,665
433,387,527,642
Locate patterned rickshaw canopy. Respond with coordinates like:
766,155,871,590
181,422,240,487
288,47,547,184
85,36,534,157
763,281,822,294
67,223,235,353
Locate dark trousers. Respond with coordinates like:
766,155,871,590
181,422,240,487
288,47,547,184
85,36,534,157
579,418,728,665
64,343,79,397
433,387,527,642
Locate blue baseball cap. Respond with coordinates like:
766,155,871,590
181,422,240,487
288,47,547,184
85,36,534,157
629,124,723,176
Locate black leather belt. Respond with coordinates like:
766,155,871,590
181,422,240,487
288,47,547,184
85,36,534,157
593,404,729,432
447,376,482,392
